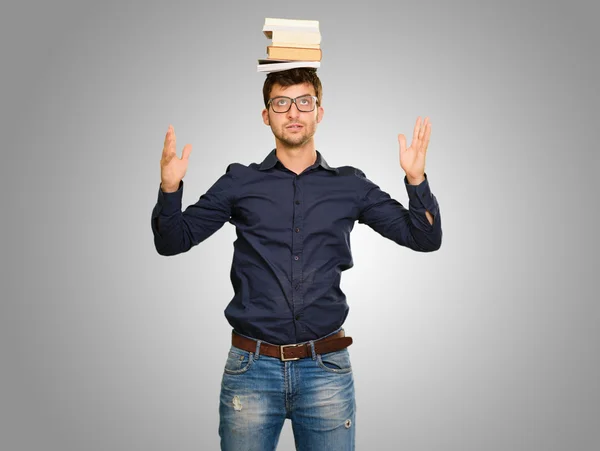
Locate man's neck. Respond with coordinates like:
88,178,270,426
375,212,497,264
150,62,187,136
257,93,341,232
275,144,317,175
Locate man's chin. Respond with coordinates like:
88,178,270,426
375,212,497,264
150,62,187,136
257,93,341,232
286,141,309,149
279,135,309,148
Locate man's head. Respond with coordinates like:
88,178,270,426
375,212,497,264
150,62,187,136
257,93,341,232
261,68,324,149
262,68,322,108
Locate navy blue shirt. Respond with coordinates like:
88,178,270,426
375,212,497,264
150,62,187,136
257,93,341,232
151,149,442,345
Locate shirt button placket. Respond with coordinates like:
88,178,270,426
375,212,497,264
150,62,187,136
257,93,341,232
291,177,304,334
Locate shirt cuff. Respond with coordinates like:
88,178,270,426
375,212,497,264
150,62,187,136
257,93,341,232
404,173,438,213
157,180,183,216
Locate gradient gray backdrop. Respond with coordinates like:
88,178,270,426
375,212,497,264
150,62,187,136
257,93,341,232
2,0,598,450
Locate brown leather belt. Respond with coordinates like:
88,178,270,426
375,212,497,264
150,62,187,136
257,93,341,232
232,330,353,361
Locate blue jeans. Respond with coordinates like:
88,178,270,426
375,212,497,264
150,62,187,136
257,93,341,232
218,329,356,451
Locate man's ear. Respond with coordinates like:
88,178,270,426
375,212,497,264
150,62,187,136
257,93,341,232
262,108,270,126
317,106,324,123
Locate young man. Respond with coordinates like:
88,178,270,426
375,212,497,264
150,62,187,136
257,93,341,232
151,68,441,450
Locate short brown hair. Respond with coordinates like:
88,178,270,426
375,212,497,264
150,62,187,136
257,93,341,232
262,68,322,108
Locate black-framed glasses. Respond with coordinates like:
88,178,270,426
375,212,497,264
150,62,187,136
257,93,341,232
267,95,318,113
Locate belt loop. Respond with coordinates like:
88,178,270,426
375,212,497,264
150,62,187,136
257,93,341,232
309,340,316,360
254,340,262,360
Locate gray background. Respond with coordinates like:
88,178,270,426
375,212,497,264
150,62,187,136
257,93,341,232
1,0,598,450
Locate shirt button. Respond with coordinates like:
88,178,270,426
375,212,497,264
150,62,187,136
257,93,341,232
295,314,301,321
294,256,299,261
295,200,300,205
295,228,300,233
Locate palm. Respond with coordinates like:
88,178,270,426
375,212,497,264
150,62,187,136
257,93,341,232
398,116,431,180
162,150,188,179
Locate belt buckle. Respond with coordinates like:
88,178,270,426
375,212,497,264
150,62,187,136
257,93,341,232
280,344,301,361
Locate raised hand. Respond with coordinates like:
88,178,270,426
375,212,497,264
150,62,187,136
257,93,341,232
398,116,431,184
160,125,192,192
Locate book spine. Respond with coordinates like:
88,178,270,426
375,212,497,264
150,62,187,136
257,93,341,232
264,18,319,28
271,42,321,49
271,30,321,44
266,46,322,61
263,25,320,35
257,61,321,73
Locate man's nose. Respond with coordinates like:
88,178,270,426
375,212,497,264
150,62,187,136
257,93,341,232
287,101,301,117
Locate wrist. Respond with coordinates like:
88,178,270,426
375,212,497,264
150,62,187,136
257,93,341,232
406,174,425,185
161,182,180,193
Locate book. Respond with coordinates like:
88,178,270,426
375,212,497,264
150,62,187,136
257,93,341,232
263,18,319,38
270,29,321,45
264,17,319,27
266,46,322,61
257,59,320,73
272,42,320,49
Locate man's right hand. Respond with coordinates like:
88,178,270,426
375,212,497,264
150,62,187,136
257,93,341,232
160,124,192,193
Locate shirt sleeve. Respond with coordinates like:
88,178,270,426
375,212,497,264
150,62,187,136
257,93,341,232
151,166,237,256
357,171,442,252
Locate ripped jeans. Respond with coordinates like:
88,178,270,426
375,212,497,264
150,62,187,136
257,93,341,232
218,329,356,451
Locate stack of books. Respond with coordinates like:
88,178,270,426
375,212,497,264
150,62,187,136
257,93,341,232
257,18,322,73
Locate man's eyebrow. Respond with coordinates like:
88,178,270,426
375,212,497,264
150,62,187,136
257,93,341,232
273,93,312,97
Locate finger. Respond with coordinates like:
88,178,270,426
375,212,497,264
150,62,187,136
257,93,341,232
413,116,422,144
398,134,407,154
181,143,192,160
163,124,172,148
419,117,429,141
423,122,432,152
163,125,175,157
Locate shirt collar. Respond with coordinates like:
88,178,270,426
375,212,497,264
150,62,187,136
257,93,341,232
259,149,338,174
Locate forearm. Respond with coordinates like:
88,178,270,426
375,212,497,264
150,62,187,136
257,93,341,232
407,206,441,250
151,179,233,256
404,173,441,250
152,183,194,256
406,175,433,226
425,210,433,225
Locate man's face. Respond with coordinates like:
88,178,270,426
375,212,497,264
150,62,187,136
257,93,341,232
262,82,324,149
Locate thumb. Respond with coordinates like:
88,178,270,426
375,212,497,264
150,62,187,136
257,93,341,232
181,143,192,160
398,134,406,154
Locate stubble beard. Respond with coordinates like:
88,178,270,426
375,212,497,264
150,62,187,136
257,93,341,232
273,121,316,149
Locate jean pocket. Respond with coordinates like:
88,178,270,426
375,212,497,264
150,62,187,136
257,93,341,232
316,348,352,374
223,347,254,375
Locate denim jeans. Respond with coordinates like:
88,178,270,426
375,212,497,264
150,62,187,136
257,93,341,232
218,329,356,451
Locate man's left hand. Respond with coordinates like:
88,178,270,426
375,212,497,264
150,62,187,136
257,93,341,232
398,116,431,185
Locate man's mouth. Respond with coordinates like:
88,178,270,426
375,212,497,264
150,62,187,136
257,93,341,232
286,123,303,130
